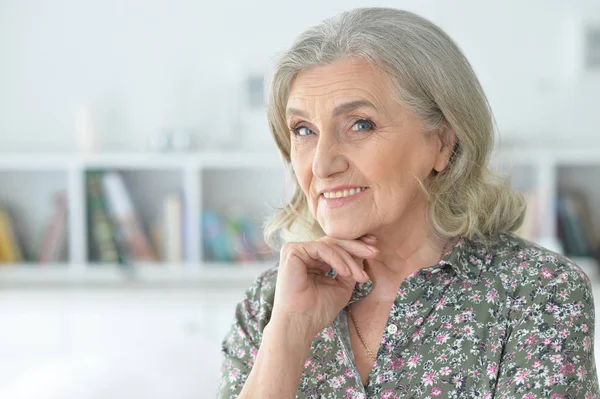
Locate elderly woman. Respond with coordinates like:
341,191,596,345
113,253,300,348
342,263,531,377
218,7,599,399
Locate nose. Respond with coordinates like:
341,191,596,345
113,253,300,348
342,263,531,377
312,132,348,179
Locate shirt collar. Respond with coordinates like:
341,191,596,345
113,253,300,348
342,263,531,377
347,236,484,305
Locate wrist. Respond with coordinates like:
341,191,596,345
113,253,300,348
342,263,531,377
266,312,316,349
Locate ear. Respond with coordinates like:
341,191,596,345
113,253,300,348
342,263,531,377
433,125,457,173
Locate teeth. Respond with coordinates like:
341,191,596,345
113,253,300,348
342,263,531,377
323,187,365,199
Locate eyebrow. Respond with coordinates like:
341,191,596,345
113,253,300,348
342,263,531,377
285,99,377,119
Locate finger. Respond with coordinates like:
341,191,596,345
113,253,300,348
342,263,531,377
299,242,353,278
319,236,379,259
358,234,378,245
327,243,370,283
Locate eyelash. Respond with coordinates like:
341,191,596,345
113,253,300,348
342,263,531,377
290,118,376,137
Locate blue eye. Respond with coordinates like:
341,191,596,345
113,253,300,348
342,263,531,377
294,126,314,136
353,119,374,131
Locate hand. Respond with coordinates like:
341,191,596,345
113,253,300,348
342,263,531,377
270,235,379,339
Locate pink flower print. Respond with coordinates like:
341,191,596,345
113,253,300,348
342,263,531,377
559,290,568,299
322,327,334,342
435,296,446,310
552,340,563,351
550,355,562,363
345,387,357,398
391,358,405,369
582,323,589,333
514,369,529,385
550,394,565,399
486,363,498,379
463,325,475,337
584,336,592,352
577,366,587,380
524,334,537,346
380,389,395,399
436,333,450,344
316,372,325,381
561,363,576,374
431,387,443,396
452,374,464,388
407,354,421,369
543,337,552,346
344,368,355,379
532,360,542,368
440,366,452,376
422,371,437,386
304,358,313,368
328,375,346,389
412,327,422,341
559,329,569,338
523,394,535,399
486,289,498,304
546,302,559,312
228,368,240,383
519,261,527,269
541,267,553,279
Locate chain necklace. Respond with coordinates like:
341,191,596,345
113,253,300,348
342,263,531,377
347,305,377,362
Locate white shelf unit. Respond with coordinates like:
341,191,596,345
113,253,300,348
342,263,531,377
0,148,598,286
494,147,600,274
0,152,287,286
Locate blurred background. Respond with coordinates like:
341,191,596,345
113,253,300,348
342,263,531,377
0,0,600,397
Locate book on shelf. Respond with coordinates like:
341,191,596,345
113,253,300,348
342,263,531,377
161,192,183,263
556,189,600,261
149,191,185,264
202,207,275,263
0,206,24,263
86,170,190,265
101,171,157,263
38,192,68,263
86,171,122,263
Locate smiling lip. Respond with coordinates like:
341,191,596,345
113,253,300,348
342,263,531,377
320,187,368,208
319,185,367,196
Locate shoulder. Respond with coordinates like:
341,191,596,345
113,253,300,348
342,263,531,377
476,233,595,307
234,262,280,335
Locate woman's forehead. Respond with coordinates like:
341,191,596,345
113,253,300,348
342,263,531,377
287,59,391,114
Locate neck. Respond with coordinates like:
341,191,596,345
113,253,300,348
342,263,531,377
363,200,448,297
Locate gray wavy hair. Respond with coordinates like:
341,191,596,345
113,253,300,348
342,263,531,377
262,7,525,248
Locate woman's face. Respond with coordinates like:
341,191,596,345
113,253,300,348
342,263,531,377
287,57,452,240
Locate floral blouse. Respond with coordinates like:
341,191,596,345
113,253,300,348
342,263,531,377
217,233,600,398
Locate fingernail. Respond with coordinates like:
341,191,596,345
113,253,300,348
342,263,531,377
366,245,379,253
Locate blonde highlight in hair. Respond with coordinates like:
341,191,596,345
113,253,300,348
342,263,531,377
262,7,525,248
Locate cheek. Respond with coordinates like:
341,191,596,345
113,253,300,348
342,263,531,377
291,149,313,196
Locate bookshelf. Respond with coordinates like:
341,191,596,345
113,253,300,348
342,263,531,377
0,148,598,287
495,147,600,273
0,152,287,287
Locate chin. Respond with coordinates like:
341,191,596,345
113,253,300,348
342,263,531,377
322,224,367,241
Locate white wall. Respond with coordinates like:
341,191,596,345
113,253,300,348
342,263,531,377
0,0,599,153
